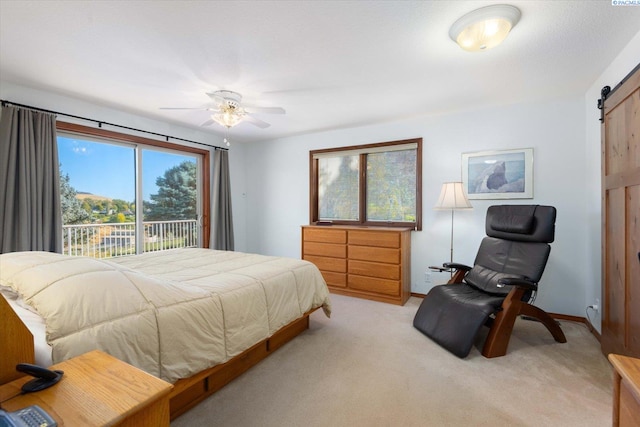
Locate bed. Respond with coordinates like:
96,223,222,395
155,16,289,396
0,248,331,418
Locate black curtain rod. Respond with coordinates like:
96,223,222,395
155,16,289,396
0,99,228,151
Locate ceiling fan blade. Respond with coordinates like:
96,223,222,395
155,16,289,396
159,107,206,110
164,91,280,129
243,105,286,115
160,106,221,114
243,114,271,128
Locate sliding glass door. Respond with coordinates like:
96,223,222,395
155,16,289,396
57,134,202,258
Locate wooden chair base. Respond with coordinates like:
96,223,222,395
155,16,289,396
482,287,567,358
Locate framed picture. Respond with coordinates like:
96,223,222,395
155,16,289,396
462,148,533,199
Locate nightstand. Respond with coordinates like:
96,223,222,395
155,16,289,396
0,350,172,426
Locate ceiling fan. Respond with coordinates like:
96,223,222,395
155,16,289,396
161,90,285,129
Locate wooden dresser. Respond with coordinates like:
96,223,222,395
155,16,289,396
302,225,411,305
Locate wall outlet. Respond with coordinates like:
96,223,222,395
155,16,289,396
424,270,432,285
593,299,599,313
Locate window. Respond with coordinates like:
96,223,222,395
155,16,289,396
317,154,359,221
57,121,210,257
310,138,422,230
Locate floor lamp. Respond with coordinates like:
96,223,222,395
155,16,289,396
434,182,473,273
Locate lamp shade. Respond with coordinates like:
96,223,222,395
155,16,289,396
449,4,521,52
434,182,473,210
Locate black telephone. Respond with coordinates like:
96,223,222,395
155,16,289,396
0,405,57,427
15,364,63,394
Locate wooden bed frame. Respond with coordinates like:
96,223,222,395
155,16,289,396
0,295,318,420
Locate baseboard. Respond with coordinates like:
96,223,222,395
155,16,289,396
550,312,601,342
410,293,601,342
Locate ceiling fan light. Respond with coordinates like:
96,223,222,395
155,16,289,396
449,5,521,52
163,89,281,129
211,110,245,128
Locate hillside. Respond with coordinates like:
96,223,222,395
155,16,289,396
76,192,112,201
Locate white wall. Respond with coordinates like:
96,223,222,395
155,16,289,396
243,95,590,316
583,31,640,332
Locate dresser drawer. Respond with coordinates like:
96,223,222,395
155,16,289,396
348,275,400,296
304,241,346,258
348,230,400,248
303,227,347,244
303,255,347,273
349,260,400,280
348,245,399,264
321,271,347,288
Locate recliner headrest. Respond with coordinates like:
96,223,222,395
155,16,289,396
491,211,534,234
486,205,556,243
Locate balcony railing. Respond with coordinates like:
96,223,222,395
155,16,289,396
62,220,198,259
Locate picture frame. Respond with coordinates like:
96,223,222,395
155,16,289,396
462,148,533,199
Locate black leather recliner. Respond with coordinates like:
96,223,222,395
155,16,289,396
413,204,566,358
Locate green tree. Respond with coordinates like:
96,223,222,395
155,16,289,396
112,199,129,213
318,150,416,222
366,150,416,221
106,212,126,223
81,200,92,215
145,161,196,220
60,169,90,225
318,155,359,220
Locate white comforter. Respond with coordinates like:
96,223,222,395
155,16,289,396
0,249,331,383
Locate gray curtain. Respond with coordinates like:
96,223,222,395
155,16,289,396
210,149,234,250
0,106,62,253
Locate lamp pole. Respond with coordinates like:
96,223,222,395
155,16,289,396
450,209,455,268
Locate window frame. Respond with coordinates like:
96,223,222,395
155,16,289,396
56,121,211,248
309,138,422,230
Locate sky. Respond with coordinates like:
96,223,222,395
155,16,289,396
57,136,196,202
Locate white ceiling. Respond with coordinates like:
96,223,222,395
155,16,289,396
1,1,639,144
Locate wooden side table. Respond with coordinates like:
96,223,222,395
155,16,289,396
609,354,640,427
0,350,173,426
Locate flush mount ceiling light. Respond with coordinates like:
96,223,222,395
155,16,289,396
449,4,521,52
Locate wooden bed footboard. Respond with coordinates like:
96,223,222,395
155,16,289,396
0,296,317,420
169,309,315,419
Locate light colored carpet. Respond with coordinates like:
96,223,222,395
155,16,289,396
172,294,612,427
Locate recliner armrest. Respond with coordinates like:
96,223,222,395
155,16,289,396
443,262,472,272
497,277,538,291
